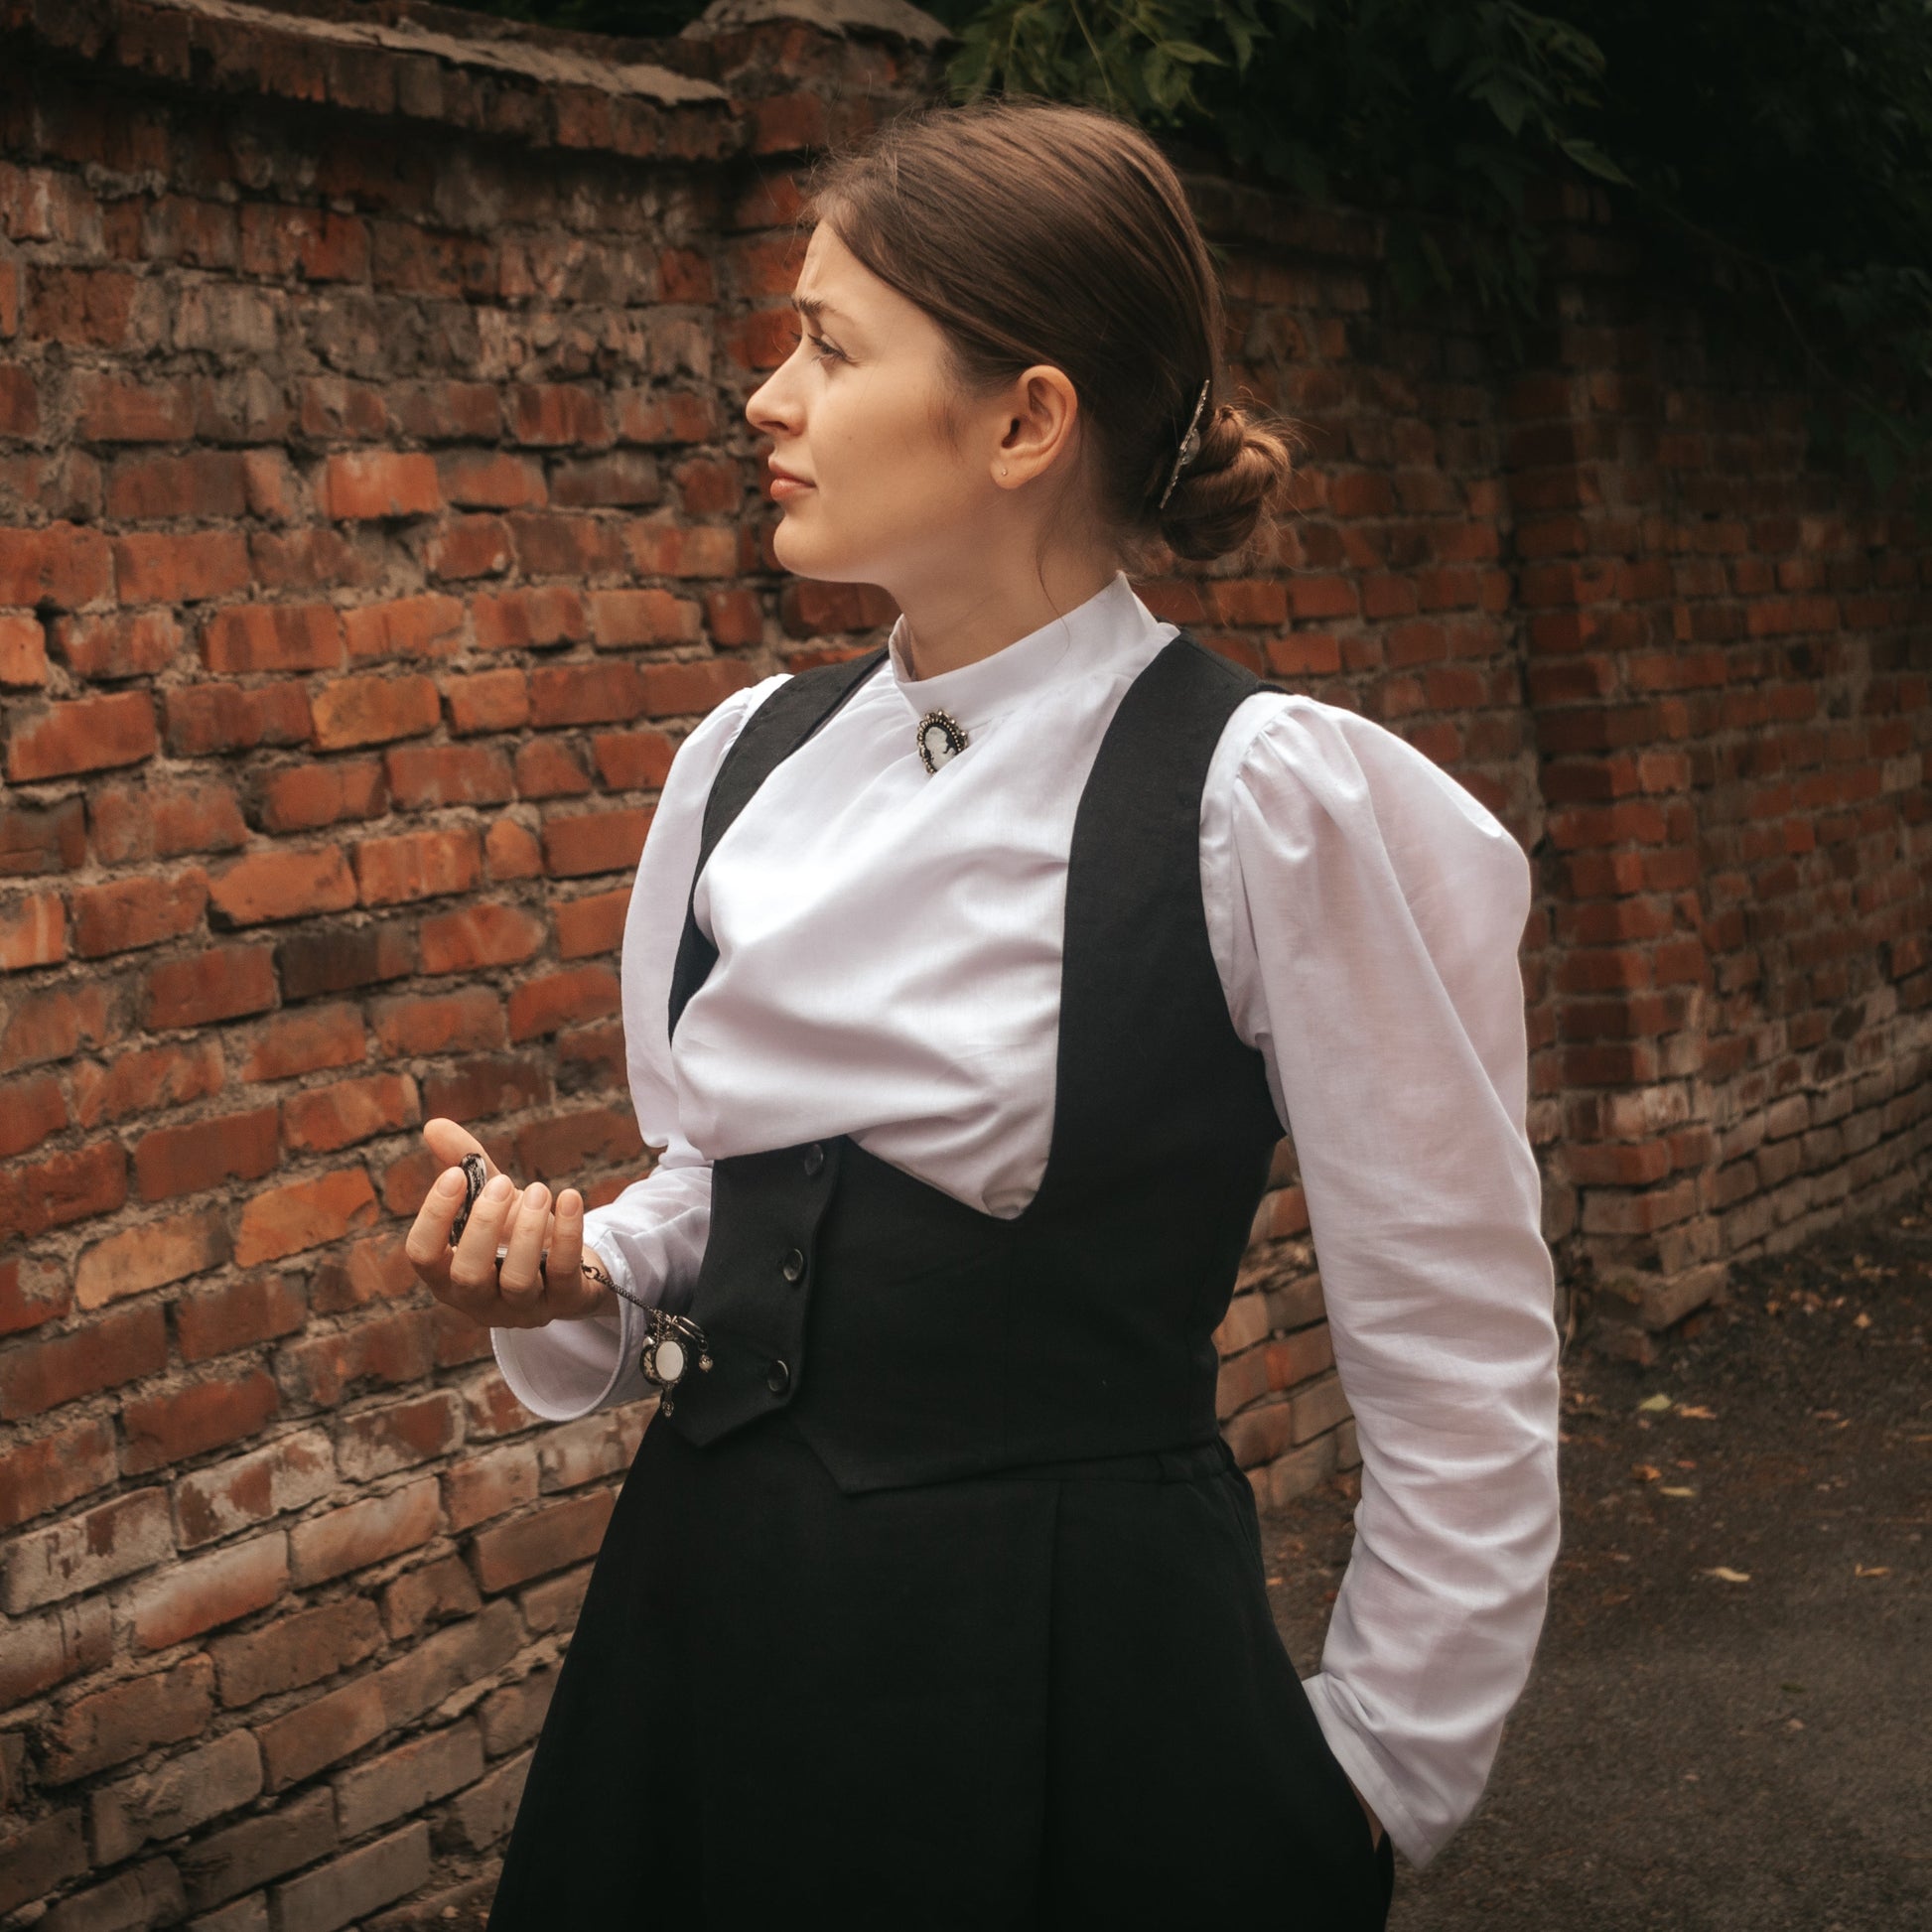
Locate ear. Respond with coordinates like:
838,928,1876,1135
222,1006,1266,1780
993,363,1081,486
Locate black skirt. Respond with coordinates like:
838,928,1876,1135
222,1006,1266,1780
486,1405,1397,1930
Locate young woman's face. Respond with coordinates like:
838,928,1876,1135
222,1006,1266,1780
746,223,1004,587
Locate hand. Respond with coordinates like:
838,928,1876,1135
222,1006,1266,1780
1348,1778,1386,1853
405,1117,613,1330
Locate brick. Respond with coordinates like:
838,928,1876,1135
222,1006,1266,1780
86,1730,262,1862
290,1475,441,1587
311,674,441,752
143,944,278,1031
443,1442,539,1533
419,901,546,975
272,1821,430,1932
89,778,248,866
485,816,543,880
260,757,388,834
282,1070,416,1153
506,510,625,578
424,513,512,581
537,1407,645,1493
74,1205,229,1313
133,1105,280,1202
41,1655,212,1784
0,1068,66,1159
276,1307,433,1407
518,1562,592,1636
438,451,544,509
164,682,312,757
277,919,415,1002
122,1367,282,1475
459,1367,530,1441
185,1895,268,1932
383,741,513,809
420,1053,550,1126
471,586,587,651
540,809,649,879
54,609,182,681
208,847,357,926
0,981,113,1073
506,965,621,1041
180,1786,336,1913
69,869,208,956
0,362,39,436
0,1138,127,1241
529,660,644,728
105,451,249,521
0,1598,111,1710
256,1675,387,1791
202,604,343,675
372,1599,521,1729
319,451,442,520
443,1747,530,1851
479,1668,556,1757
0,1417,116,1530
73,372,197,443
0,795,87,877
552,453,660,508
0,1303,164,1421
352,826,481,905
7,691,157,781
38,1857,185,1932
126,1532,288,1650
588,588,693,648
210,1595,383,1710
0,611,50,685
311,1231,416,1314
173,1429,335,1550
334,1720,483,1839
554,887,627,960
380,1553,481,1641
0,1812,87,1917
71,1038,224,1130
517,1105,644,1174
513,736,591,798
233,1166,379,1267
469,1488,615,1592
239,206,369,282
0,522,111,609
343,595,465,665
335,1390,464,1482
442,668,528,734
176,1272,309,1365
0,1250,72,1337
0,890,66,969
508,383,610,447
111,529,250,606
638,657,754,717
236,1003,366,1082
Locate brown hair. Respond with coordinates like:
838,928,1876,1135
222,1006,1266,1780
797,95,1300,569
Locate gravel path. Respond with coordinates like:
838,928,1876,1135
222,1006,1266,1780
1264,1174,1932,1931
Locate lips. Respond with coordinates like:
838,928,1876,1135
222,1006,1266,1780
767,460,812,487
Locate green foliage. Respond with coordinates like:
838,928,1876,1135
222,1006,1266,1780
425,0,1932,489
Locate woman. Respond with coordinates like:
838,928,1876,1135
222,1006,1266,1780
409,97,1562,1929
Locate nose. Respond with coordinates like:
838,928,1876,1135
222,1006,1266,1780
745,355,801,441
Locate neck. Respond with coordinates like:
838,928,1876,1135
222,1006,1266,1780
893,554,1121,681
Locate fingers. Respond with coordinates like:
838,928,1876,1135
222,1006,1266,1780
421,1116,496,1184
543,1188,611,1320
494,1180,552,1326
404,1162,472,1304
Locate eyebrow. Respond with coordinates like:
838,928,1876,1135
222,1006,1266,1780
788,294,852,328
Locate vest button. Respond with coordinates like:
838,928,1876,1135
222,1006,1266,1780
802,1142,825,1177
780,1247,805,1284
766,1358,790,1396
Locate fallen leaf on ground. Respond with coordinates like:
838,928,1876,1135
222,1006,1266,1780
1674,1404,1717,1420
1638,1393,1674,1413
1704,1566,1750,1583
1855,1565,1891,1578
1659,1485,1696,1497
1632,1462,1661,1482
1853,1311,1872,1328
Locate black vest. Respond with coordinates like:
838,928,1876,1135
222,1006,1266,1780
658,631,1289,1494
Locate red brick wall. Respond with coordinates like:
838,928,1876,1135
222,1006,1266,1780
1,0,1926,1922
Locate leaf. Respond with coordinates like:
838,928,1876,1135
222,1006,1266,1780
1632,1462,1661,1482
1658,1485,1696,1497
1855,1564,1891,1578
1704,1566,1750,1583
1638,1393,1674,1413
1674,1404,1718,1420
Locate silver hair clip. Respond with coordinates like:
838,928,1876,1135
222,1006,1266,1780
1158,378,1212,511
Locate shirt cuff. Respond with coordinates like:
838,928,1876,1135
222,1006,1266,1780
1301,1670,1432,1871
488,1235,639,1422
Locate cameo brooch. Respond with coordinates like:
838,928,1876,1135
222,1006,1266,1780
640,1308,712,1416
915,708,969,774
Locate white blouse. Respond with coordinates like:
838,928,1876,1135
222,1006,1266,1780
492,569,1561,1872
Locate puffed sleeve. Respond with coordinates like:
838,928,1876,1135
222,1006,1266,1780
490,671,792,1421
1199,692,1562,1871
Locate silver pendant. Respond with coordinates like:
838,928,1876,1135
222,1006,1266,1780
640,1309,712,1416
915,708,969,774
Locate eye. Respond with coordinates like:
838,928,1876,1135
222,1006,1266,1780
803,329,847,366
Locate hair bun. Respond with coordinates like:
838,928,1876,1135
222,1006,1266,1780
1157,399,1297,564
